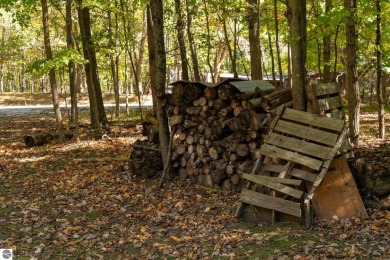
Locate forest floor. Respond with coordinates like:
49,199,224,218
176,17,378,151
0,93,389,259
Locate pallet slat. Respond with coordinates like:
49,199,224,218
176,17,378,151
318,96,343,112
240,188,302,217
268,133,334,159
242,173,303,199
262,164,318,182
282,108,344,132
274,120,339,146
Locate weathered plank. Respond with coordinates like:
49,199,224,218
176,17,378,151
312,82,341,96
240,188,301,217
259,144,323,170
282,108,344,132
318,96,343,112
268,133,334,159
262,164,318,182
308,158,368,220
274,120,339,146
241,173,303,199
239,171,302,186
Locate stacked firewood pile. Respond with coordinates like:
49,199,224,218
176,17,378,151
165,79,292,192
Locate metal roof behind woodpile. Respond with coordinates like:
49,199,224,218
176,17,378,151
229,80,275,94
169,80,212,88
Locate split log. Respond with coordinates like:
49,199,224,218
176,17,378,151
260,88,292,112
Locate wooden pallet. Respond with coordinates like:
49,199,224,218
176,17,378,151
306,82,353,157
236,106,348,227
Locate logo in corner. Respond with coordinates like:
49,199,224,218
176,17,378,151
0,249,13,260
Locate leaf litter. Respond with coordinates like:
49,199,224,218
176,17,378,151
0,109,389,259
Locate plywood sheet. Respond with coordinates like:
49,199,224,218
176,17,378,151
309,158,368,220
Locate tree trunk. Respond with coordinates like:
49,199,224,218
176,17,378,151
344,0,360,146
322,0,332,83
222,17,238,78
41,0,64,142
66,0,78,130
203,0,214,82
286,0,307,111
186,0,200,81
247,0,262,80
149,0,171,178
376,0,385,139
108,10,120,118
175,0,189,80
77,1,107,130
274,0,283,87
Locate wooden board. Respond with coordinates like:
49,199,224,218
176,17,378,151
308,158,368,220
241,173,303,199
312,82,341,96
259,144,324,170
318,96,343,111
240,188,302,217
262,164,318,182
274,120,339,146
268,133,334,159
282,108,344,132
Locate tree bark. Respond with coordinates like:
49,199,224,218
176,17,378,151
149,0,171,177
77,0,107,130
274,0,283,87
323,0,332,83
66,0,78,127
376,0,385,139
175,0,189,80
286,0,307,111
344,0,360,146
246,0,262,80
186,0,200,81
41,0,64,142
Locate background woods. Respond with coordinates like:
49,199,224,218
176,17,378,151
0,0,389,156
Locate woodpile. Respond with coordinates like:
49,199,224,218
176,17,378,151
164,79,292,192
128,139,163,179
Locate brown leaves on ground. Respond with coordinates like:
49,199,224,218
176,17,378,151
0,109,389,259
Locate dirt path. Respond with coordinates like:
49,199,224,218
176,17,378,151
0,110,389,259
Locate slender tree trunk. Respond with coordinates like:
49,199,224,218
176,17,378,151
149,0,171,176
203,0,214,82
344,0,360,146
286,0,307,111
186,0,200,81
332,22,341,82
108,10,120,118
266,15,276,86
41,0,64,141
66,0,78,127
213,45,228,82
147,5,157,115
77,1,107,131
175,0,189,80
274,0,283,87
222,17,238,78
323,0,332,83
247,0,262,80
135,10,147,96
0,25,4,94
376,0,385,139
120,0,144,123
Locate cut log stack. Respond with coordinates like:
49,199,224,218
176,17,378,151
166,79,292,192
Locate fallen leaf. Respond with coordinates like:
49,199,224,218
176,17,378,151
170,236,181,242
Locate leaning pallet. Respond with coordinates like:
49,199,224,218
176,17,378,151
235,106,348,227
